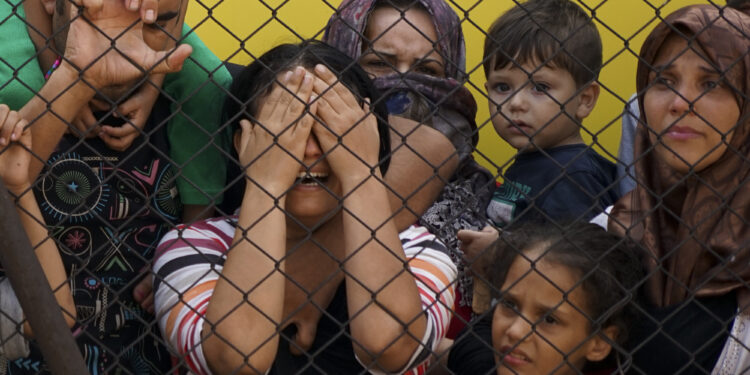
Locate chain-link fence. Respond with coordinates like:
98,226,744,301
0,0,746,374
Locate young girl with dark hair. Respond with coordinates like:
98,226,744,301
448,222,643,375
152,41,457,375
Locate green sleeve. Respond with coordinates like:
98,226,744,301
0,2,45,110
163,24,233,206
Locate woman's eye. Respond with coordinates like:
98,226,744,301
415,65,439,76
365,59,389,68
653,76,673,87
702,80,720,91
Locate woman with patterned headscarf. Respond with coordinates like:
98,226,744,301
608,5,750,373
324,0,494,336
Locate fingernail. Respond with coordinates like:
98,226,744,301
315,64,325,73
145,9,155,23
303,73,312,85
129,0,139,11
283,70,292,83
309,94,317,103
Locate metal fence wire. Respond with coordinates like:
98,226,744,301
0,0,747,374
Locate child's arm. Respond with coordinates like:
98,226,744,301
0,105,76,335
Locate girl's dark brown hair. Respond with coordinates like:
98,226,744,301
484,221,644,347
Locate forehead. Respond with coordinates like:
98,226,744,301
652,34,711,68
503,250,585,307
365,7,438,43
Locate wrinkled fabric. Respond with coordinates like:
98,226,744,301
609,5,750,307
374,73,478,160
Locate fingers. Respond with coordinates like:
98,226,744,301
273,67,309,121
132,272,155,313
149,44,193,76
71,105,99,138
0,110,27,147
99,130,138,152
139,0,158,23
456,229,482,244
256,67,313,133
296,96,317,136
0,104,10,146
283,70,314,127
313,64,360,111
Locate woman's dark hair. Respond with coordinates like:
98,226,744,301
484,222,644,349
223,40,391,174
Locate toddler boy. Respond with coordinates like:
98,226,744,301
483,0,620,226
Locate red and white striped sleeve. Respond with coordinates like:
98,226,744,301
368,225,458,375
153,216,237,375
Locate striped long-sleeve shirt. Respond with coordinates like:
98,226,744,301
153,216,457,375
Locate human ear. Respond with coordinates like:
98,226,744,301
233,128,243,154
584,326,616,362
575,82,600,120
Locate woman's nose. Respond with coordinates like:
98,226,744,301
669,85,695,116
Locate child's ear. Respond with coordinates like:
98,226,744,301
233,129,242,154
41,0,55,15
584,326,616,362
575,81,600,120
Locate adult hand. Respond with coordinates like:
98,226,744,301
63,0,192,91
237,66,315,194
0,105,32,194
311,64,380,184
64,0,162,24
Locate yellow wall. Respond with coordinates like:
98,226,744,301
186,0,723,175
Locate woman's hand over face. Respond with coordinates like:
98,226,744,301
238,67,315,194
311,65,380,187
0,105,32,194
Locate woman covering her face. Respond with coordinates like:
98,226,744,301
609,5,750,373
324,0,494,334
152,41,457,375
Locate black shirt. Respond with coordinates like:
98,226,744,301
487,144,620,226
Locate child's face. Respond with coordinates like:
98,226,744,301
491,248,607,375
485,60,594,152
643,35,740,174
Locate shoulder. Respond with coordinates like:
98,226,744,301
549,145,617,178
399,225,449,255
154,215,236,269
400,225,457,279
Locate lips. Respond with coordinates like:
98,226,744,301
664,125,701,140
508,120,535,135
499,345,531,367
